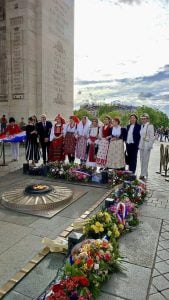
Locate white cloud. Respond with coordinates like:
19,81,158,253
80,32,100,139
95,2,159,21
75,0,169,80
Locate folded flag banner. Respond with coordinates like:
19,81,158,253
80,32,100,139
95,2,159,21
0,131,26,143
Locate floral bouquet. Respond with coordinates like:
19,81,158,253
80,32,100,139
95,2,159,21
108,170,136,187
66,167,91,183
78,164,96,176
48,161,67,179
68,239,121,297
108,169,122,186
45,274,92,300
83,211,121,240
108,198,139,230
122,179,146,205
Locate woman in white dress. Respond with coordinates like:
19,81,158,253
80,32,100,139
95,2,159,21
76,116,91,164
106,117,126,169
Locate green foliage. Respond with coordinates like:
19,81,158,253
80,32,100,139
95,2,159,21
74,105,169,128
135,106,169,128
73,108,93,120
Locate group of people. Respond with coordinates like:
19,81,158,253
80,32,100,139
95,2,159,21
1,112,155,180
156,127,169,142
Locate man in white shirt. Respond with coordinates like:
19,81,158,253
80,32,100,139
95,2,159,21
139,113,155,180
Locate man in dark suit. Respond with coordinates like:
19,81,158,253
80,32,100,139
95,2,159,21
126,114,141,173
37,114,52,164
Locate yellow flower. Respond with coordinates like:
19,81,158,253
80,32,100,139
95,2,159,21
104,212,111,223
118,224,124,231
113,223,118,230
107,230,112,237
98,212,104,217
91,221,104,233
114,229,120,238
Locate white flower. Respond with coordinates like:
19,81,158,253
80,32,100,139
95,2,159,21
94,263,99,270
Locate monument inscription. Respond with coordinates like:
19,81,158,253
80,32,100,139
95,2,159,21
0,26,7,101
48,0,71,105
10,16,24,98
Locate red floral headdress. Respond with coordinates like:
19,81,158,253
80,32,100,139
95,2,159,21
72,115,80,124
54,114,65,124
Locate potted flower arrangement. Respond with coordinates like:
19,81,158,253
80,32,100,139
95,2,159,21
46,274,92,300
68,239,121,298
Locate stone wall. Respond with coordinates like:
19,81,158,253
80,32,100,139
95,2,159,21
0,0,74,123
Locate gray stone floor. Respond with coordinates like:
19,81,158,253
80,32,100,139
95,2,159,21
0,141,169,300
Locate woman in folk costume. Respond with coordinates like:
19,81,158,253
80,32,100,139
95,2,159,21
106,117,127,169
76,116,91,164
63,116,79,163
96,116,112,167
86,118,100,167
25,116,40,165
48,114,65,162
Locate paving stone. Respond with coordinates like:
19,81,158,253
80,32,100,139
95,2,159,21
0,223,33,255
159,240,169,250
14,253,65,299
161,232,169,240
147,203,156,207
141,205,169,221
149,293,166,299
157,204,167,208
152,275,169,291
152,269,161,277
120,216,161,268
158,245,164,251
156,256,163,263
161,289,169,299
155,261,169,274
3,291,32,300
0,206,38,226
163,225,169,231
29,215,75,238
59,188,107,219
101,262,151,300
0,234,42,287
97,293,124,300
149,285,158,295
164,273,169,281
159,236,166,242
157,250,169,261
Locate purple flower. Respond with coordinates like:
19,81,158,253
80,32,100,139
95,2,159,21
70,291,78,300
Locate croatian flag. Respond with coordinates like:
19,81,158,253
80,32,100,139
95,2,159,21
0,131,26,143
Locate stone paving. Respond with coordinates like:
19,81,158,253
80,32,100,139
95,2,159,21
0,141,169,300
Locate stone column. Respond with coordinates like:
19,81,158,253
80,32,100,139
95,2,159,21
0,0,74,122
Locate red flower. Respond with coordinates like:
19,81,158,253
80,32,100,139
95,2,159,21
64,278,77,291
86,258,94,268
74,259,81,265
52,283,62,293
104,253,111,262
79,276,89,286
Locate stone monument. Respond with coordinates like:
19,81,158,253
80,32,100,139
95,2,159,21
0,0,74,121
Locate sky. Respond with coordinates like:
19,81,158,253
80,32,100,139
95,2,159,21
74,0,169,115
